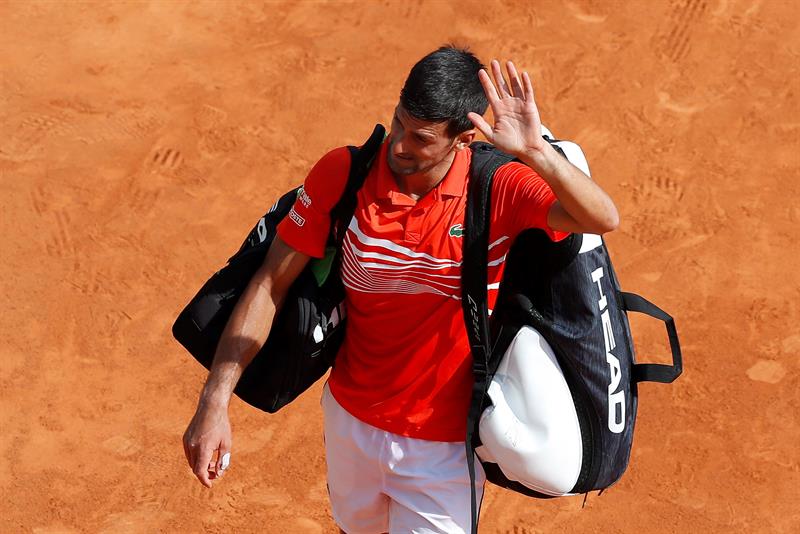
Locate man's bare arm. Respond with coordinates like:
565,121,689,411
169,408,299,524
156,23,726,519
519,144,619,235
182,236,310,487
199,237,311,408
468,59,619,235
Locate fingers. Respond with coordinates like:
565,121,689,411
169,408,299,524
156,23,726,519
506,61,525,99
490,59,512,98
477,69,500,105
467,112,493,141
215,444,232,479
192,444,215,488
207,449,220,480
182,431,192,466
522,71,536,104
482,59,531,102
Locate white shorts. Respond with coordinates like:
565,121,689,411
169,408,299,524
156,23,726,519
322,383,486,534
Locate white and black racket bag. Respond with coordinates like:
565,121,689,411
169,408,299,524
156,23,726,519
462,135,682,533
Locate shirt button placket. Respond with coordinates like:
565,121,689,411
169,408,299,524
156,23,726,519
405,206,424,244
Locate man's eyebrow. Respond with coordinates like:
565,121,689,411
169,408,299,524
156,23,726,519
394,110,435,138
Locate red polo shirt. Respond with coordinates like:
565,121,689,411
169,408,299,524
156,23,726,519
277,139,568,441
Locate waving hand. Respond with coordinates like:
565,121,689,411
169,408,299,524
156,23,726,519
468,60,550,170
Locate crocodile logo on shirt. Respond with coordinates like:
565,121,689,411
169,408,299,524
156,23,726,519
449,224,464,238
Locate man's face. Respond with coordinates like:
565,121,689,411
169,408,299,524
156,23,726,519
387,104,461,177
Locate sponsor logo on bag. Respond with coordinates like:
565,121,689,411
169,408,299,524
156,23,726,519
466,294,482,345
312,302,346,347
256,218,268,243
449,224,464,238
591,267,625,434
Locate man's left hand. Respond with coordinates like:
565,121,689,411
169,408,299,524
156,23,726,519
468,59,554,174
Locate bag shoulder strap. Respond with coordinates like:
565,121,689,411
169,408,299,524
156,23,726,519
303,124,384,287
329,124,385,248
462,142,516,534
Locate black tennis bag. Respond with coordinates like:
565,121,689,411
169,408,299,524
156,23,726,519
172,125,385,413
462,139,682,532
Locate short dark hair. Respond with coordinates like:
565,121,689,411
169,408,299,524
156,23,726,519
400,45,488,136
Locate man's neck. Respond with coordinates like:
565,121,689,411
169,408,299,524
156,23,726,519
392,151,457,201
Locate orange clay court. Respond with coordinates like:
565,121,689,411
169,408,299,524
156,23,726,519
1,1,798,533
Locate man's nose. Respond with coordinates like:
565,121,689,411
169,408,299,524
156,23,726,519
390,134,407,156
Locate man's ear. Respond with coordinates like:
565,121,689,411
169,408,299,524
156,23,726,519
453,129,476,151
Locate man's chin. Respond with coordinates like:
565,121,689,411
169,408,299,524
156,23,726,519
388,157,418,176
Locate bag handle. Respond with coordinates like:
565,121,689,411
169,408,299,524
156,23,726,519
619,291,683,384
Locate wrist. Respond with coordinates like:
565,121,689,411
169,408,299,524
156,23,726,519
199,393,230,413
199,378,232,411
519,142,561,178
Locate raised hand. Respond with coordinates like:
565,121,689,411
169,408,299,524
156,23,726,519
468,60,548,168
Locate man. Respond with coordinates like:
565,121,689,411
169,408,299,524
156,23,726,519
183,46,619,533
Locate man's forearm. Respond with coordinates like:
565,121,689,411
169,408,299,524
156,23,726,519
194,237,310,411
519,143,619,234
199,280,278,410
